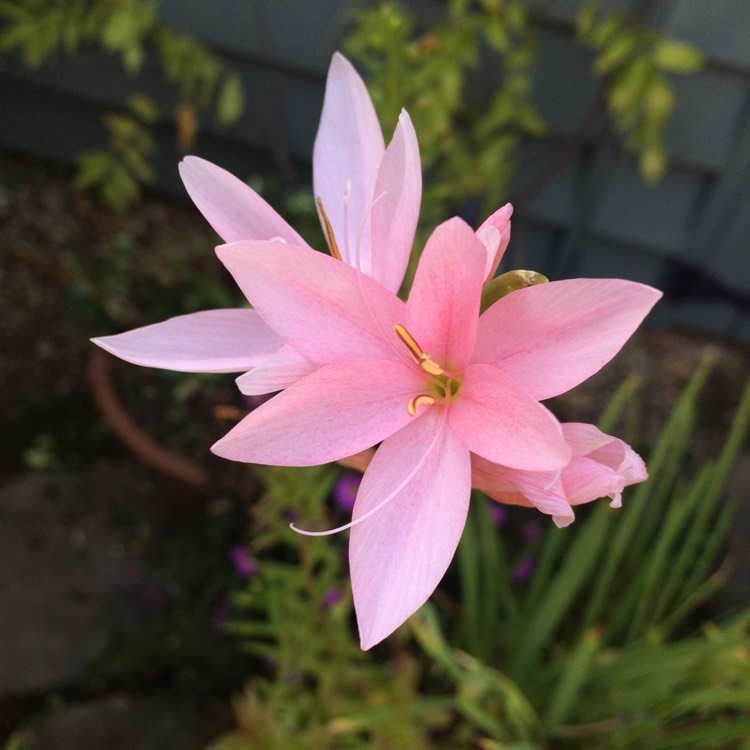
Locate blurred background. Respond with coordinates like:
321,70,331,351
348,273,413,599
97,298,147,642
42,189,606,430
1,2,750,749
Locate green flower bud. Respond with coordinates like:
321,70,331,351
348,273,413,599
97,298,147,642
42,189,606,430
480,270,549,313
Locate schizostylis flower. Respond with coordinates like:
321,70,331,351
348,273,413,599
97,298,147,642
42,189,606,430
209,217,661,648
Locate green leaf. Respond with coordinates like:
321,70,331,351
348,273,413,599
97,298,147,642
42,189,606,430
639,144,667,183
483,16,509,52
645,78,676,118
127,93,158,124
217,74,245,126
594,33,638,75
576,2,598,40
542,626,601,729
507,506,611,678
653,39,703,73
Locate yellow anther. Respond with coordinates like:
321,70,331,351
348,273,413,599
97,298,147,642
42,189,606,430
407,394,435,416
316,197,342,261
419,358,444,376
394,324,444,375
394,324,422,362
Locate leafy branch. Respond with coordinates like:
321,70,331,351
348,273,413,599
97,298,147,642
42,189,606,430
0,0,246,208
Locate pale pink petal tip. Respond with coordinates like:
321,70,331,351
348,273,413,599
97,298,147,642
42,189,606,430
553,513,575,528
609,493,623,509
477,202,513,234
235,345,318,395
476,203,513,279
91,308,282,373
178,156,306,246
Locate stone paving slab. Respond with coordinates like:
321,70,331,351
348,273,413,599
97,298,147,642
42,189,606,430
0,462,159,697
29,692,209,750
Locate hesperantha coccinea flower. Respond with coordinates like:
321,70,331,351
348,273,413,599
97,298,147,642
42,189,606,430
90,49,659,650
208,218,661,648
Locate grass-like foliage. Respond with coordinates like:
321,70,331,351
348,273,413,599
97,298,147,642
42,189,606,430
212,358,750,749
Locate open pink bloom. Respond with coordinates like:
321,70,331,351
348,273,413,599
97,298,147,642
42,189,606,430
472,423,648,528
210,217,661,648
92,52,422,387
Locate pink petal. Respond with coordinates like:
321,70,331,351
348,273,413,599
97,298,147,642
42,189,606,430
474,279,662,400
313,53,385,272
470,456,532,507
560,423,647,506
212,358,425,465
471,454,575,528
561,456,627,507
406,218,486,369
476,203,513,280
179,156,307,246
449,363,570,471
562,422,617,456
367,110,422,293
216,240,407,365
235,345,318,395
350,408,471,649
91,309,282,373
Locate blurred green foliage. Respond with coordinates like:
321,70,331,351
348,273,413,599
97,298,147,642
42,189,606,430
0,0,703,211
346,0,545,226
0,0,245,208
346,0,703,224
576,1,703,182
209,361,750,749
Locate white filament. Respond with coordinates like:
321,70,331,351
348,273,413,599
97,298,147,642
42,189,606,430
290,407,448,537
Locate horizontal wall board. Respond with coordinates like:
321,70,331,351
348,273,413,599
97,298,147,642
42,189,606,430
590,157,704,254
1,0,749,344
158,0,354,76
664,0,750,72
542,0,640,25
667,69,747,172
552,236,668,287
532,27,599,136
1,49,326,165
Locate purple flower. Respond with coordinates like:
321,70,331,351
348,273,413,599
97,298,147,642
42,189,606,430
323,587,342,609
487,501,508,527
511,555,536,584
230,545,258,579
333,473,361,513
522,519,542,542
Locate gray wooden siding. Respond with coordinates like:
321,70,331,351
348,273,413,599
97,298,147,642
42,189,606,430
1,0,749,342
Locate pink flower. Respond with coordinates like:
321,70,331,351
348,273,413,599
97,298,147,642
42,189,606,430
472,423,648,527
92,53,422,389
209,217,661,648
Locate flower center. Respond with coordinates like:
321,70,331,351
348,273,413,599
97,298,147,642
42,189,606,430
394,324,462,415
